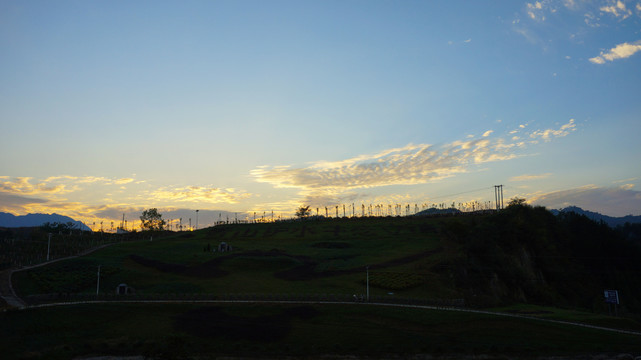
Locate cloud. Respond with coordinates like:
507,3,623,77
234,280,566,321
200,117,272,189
114,178,135,185
482,130,494,137
529,119,576,141
0,175,251,226
0,175,141,198
529,184,641,217
0,177,74,195
590,40,641,64
253,141,483,191
527,1,547,21
510,173,553,182
253,120,578,206
148,186,251,204
0,192,49,208
600,0,632,19
613,177,639,184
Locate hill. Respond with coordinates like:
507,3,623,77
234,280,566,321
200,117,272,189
12,205,641,314
550,206,641,227
5,206,641,358
0,212,91,231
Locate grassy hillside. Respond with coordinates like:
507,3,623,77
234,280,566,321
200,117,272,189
5,206,641,358
13,206,641,315
14,216,453,302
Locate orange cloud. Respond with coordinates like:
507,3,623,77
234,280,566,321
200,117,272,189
253,119,578,206
148,186,251,204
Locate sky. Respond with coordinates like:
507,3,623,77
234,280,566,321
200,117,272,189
1,0,640,229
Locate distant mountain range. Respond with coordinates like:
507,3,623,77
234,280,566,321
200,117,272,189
549,206,641,227
413,205,639,227
0,212,91,231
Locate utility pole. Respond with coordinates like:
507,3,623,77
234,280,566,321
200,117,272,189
366,266,370,302
195,210,199,230
47,233,51,261
96,265,101,296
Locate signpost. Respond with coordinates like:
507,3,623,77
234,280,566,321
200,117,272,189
604,289,619,316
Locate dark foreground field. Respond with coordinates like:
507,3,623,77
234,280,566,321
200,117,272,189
2,302,641,359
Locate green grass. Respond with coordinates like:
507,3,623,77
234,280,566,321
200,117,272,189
492,303,641,332
1,302,640,359
14,217,446,300
7,216,641,358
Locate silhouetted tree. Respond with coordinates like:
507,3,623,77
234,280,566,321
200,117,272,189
295,206,312,219
140,208,166,231
41,222,76,233
507,197,527,207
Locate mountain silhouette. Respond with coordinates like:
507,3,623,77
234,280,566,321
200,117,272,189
549,206,641,227
0,212,91,231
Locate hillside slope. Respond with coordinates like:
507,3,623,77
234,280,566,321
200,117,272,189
442,204,641,313
12,206,641,317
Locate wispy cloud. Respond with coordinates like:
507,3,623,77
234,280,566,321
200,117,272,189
527,1,547,21
529,119,576,141
148,186,251,204
0,177,74,195
0,175,252,226
600,0,632,19
529,184,641,216
589,40,641,64
0,175,139,196
510,173,553,181
253,120,578,206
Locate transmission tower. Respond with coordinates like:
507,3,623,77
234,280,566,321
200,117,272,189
494,185,504,210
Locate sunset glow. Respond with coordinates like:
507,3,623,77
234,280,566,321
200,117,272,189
2,1,640,228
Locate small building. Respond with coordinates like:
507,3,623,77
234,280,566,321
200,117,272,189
218,242,233,252
116,283,135,295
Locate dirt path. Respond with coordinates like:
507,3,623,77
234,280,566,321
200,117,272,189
0,269,25,308
0,243,116,309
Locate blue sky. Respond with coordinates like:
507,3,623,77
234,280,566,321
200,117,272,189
1,0,640,228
